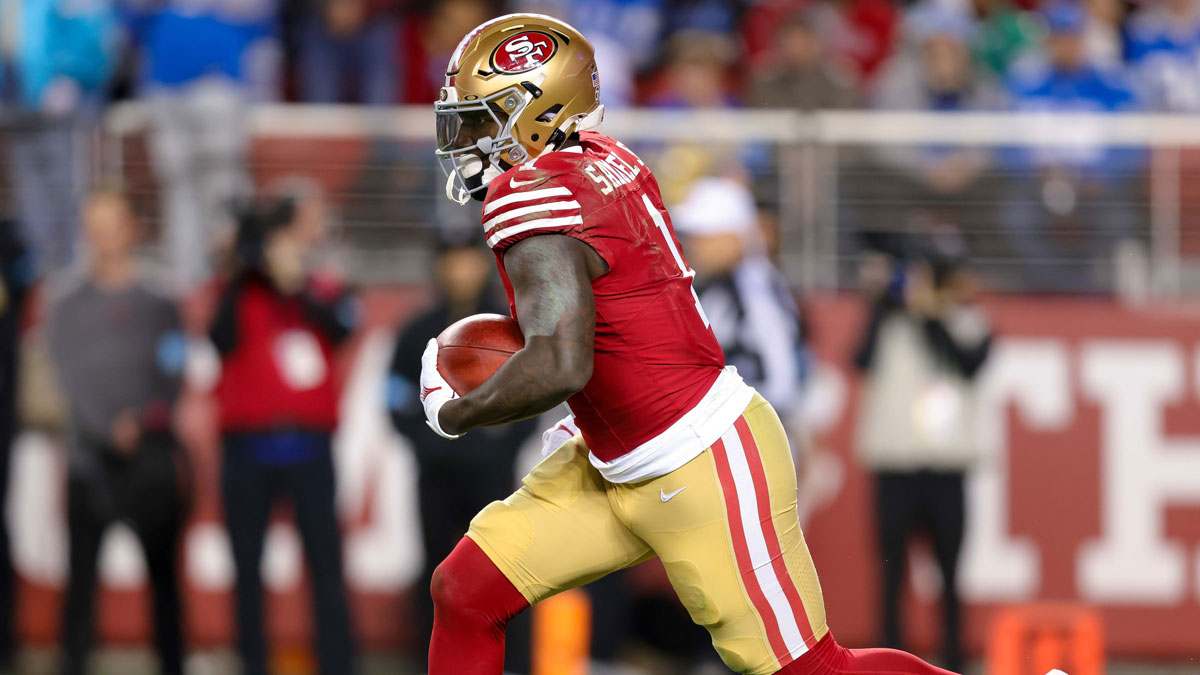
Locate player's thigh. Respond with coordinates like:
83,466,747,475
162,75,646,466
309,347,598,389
624,396,828,675
467,436,652,605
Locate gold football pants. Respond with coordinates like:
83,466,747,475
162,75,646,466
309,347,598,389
467,394,829,674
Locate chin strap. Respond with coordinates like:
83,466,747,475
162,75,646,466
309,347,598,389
445,154,506,205
445,172,470,205
532,104,607,161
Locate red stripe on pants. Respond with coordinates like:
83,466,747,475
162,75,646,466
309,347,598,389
734,416,814,657
711,433,792,665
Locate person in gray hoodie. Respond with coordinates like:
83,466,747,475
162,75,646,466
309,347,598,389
48,191,187,675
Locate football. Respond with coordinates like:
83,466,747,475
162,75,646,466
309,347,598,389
436,313,525,394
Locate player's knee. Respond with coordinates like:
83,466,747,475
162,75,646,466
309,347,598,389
430,538,527,626
430,555,467,617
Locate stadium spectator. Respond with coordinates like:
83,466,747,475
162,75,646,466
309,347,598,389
969,0,1041,77
1005,1,1135,109
294,0,402,105
667,0,743,32
644,30,743,203
750,9,858,110
647,30,739,108
873,5,1000,188
851,6,997,270
1081,0,1123,67
385,232,536,671
1125,0,1200,111
867,4,1002,260
742,0,805,68
210,192,359,675
562,0,664,74
125,0,282,289
808,0,902,86
48,191,188,675
1000,0,1143,292
0,0,119,274
853,247,992,674
0,218,30,675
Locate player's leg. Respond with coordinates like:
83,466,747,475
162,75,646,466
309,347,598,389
623,394,956,675
774,632,958,675
429,436,652,675
616,394,827,675
428,537,529,674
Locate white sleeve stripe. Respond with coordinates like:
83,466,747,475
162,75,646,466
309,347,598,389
487,215,584,248
483,186,573,215
483,200,581,231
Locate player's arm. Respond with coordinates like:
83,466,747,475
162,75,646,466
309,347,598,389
435,234,601,435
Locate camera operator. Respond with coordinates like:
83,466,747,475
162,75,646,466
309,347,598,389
853,246,993,673
210,192,359,675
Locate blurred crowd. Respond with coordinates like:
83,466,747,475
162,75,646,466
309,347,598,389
0,0,1197,289
5,0,1194,111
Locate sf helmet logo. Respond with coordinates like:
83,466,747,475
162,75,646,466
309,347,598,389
492,31,557,74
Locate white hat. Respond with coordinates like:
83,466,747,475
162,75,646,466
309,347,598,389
672,177,758,237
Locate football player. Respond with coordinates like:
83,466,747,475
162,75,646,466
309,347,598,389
421,13,958,675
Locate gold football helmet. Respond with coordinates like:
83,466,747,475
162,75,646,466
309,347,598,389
435,14,605,203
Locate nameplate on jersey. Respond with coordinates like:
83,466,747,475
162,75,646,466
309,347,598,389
585,152,641,195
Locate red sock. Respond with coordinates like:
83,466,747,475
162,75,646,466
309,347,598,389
428,537,530,675
778,632,960,675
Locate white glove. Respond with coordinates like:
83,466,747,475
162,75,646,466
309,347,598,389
540,415,579,457
420,339,460,439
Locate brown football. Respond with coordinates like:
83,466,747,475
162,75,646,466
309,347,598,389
436,313,525,395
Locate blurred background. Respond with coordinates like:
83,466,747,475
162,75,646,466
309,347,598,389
1,0,1199,673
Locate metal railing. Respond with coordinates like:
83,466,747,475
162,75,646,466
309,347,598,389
71,106,1200,295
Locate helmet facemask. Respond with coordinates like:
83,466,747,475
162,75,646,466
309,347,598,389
435,85,535,204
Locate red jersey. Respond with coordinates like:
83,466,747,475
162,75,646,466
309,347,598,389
483,132,739,466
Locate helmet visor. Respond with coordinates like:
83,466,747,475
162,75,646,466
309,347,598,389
436,105,498,156
435,87,523,157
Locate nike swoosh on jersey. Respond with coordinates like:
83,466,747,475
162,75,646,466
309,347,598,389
420,385,441,401
510,176,543,189
660,486,688,502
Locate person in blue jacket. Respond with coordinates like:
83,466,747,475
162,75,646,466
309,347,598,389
1125,0,1200,112
1,0,119,274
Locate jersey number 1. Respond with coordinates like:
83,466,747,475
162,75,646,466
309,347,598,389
641,194,711,328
